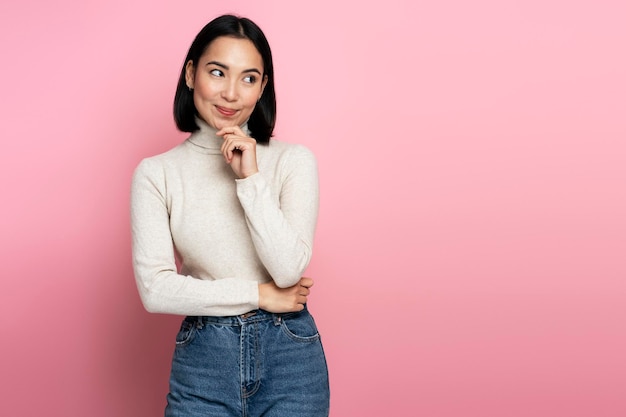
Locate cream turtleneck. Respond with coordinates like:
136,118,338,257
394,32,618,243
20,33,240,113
130,121,319,316
187,118,245,154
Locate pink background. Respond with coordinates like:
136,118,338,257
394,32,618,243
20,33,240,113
1,1,625,416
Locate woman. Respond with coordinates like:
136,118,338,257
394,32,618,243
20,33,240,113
131,14,329,417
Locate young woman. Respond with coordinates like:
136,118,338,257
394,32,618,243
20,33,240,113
131,14,329,417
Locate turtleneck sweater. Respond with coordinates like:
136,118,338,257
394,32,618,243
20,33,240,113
130,120,319,317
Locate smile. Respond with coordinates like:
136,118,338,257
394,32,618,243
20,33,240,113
216,106,238,117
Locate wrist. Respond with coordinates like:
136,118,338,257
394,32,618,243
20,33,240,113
240,169,259,179
258,283,267,310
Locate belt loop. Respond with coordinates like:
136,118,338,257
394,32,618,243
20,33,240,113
195,316,204,329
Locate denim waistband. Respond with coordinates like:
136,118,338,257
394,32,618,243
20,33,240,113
187,305,308,327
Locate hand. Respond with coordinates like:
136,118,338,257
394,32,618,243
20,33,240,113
258,277,314,313
217,126,259,179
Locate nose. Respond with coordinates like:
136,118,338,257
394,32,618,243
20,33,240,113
221,79,238,102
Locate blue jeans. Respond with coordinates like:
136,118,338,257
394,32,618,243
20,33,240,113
164,307,330,417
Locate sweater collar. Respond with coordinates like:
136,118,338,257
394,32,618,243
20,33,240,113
187,117,250,154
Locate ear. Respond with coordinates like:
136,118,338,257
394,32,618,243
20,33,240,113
259,74,269,100
185,60,195,89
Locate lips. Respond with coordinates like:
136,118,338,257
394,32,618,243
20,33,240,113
216,106,238,117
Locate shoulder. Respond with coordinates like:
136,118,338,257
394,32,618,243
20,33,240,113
267,139,317,166
133,143,187,173
264,140,318,186
132,143,187,185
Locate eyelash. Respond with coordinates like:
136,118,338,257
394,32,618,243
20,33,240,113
209,69,256,84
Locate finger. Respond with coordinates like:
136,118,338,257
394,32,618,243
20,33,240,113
230,142,246,153
221,136,242,162
220,135,231,159
299,277,314,288
221,136,246,155
216,126,234,137
223,145,233,163
216,125,247,138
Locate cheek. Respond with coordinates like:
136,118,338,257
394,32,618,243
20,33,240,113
243,90,261,108
195,82,215,101
192,74,219,99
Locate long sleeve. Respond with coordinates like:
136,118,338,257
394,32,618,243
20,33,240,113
130,157,259,316
236,145,319,288
130,127,320,317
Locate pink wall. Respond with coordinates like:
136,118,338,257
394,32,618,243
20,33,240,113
1,1,624,416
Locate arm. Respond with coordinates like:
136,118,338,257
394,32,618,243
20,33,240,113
259,277,314,312
130,158,259,316
236,145,319,288
218,126,319,288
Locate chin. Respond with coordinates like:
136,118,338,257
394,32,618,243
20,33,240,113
207,115,236,130
202,117,223,130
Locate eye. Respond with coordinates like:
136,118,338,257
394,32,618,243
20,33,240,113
210,69,224,77
243,75,257,84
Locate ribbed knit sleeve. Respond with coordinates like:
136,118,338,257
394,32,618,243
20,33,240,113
236,144,319,287
130,158,259,316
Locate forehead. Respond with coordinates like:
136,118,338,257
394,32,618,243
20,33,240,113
201,36,264,69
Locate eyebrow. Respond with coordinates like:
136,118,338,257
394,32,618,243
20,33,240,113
206,61,262,75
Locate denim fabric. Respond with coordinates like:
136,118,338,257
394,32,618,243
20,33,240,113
164,307,330,417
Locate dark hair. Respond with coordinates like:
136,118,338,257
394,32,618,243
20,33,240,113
173,15,276,143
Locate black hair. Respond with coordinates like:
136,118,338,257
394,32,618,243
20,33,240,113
173,15,276,143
